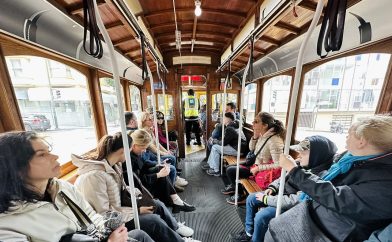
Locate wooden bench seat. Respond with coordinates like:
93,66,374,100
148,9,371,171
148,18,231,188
240,178,262,193
223,155,245,166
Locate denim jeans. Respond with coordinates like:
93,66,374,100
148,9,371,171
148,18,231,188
207,144,237,172
141,151,177,184
245,193,277,242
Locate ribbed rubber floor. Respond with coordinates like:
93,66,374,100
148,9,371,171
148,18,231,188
175,150,244,242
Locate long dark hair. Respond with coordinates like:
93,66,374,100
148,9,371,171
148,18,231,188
0,131,43,213
94,132,132,160
258,112,286,140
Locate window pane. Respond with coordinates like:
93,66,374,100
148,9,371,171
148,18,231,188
296,53,391,152
158,94,174,120
6,56,97,165
99,77,122,135
130,85,142,117
211,93,237,121
244,83,257,123
262,75,292,123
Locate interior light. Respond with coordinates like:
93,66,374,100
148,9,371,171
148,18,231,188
195,0,202,17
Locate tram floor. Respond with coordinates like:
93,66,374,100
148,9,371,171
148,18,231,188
174,150,245,242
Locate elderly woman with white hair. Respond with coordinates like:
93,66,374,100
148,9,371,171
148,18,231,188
268,115,392,242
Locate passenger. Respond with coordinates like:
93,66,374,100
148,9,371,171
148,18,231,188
202,112,245,176
231,135,337,242
183,89,202,146
139,111,188,189
156,111,177,154
125,111,138,131
223,112,285,205
210,102,240,141
0,131,152,242
72,132,199,242
271,115,392,241
123,130,196,213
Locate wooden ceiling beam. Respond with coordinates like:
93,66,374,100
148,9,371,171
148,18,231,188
105,21,124,31
155,31,232,40
164,45,222,52
124,46,141,55
298,0,318,12
158,37,227,46
259,36,280,46
254,46,266,54
68,0,106,15
112,37,135,46
149,21,238,31
274,22,301,35
138,8,247,19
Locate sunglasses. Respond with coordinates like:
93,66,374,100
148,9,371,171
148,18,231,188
157,117,164,120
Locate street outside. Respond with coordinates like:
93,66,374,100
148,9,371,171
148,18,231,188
296,128,347,153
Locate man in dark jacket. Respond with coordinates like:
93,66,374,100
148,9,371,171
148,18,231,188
204,112,245,176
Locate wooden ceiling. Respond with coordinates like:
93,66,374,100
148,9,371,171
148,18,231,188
49,0,361,73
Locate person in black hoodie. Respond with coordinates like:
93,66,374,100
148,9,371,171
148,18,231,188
231,135,337,242
204,112,245,176
276,115,392,242
122,129,195,214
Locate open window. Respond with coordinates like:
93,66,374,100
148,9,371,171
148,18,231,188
243,83,257,123
295,53,391,152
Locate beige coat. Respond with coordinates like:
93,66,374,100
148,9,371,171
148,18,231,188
0,178,104,242
72,155,135,223
249,134,284,171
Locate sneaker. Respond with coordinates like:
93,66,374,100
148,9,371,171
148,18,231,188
172,202,196,213
176,222,194,237
206,169,220,177
221,185,235,195
226,194,247,205
230,231,251,242
174,184,184,193
201,163,210,170
184,238,201,242
175,177,188,186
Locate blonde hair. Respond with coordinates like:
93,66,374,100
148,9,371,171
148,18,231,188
351,115,392,152
138,111,152,129
130,129,152,146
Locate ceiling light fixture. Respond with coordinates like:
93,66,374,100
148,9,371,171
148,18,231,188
194,0,202,17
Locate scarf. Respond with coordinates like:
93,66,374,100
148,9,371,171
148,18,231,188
299,152,380,201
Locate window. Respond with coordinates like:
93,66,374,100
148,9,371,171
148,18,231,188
211,93,238,121
9,59,23,77
158,94,174,120
100,77,122,135
244,83,257,123
129,85,142,117
296,53,390,152
6,56,97,165
262,75,291,123
48,61,72,78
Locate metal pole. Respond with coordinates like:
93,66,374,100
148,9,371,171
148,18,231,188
234,55,251,205
220,71,228,175
275,0,324,216
93,0,140,229
157,63,170,151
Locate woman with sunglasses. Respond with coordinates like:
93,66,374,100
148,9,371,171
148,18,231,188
156,111,178,155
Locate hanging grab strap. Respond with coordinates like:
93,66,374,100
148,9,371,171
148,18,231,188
82,0,103,58
317,0,347,58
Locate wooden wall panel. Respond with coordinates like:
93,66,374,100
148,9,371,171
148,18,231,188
0,44,24,132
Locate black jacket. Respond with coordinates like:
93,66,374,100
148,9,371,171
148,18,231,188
288,152,392,242
122,152,159,188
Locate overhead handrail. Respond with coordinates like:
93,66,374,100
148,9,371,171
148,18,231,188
317,0,347,58
234,39,252,205
82,0,103,58
275,0,324,217
92,0,140,229
146,64,162,165
220,61,230,175
216,0,290,73
112,0,168,73
157,62,170,151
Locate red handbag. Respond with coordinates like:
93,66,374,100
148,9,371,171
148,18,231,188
249,161,281,190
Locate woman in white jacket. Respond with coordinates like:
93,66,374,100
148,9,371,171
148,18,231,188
0,131,152,242
73,130,200,242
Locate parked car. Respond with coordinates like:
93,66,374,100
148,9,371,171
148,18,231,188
330,121,344,134
23,114,51,131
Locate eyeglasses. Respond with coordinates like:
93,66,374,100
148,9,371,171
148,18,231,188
157,117,164,120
